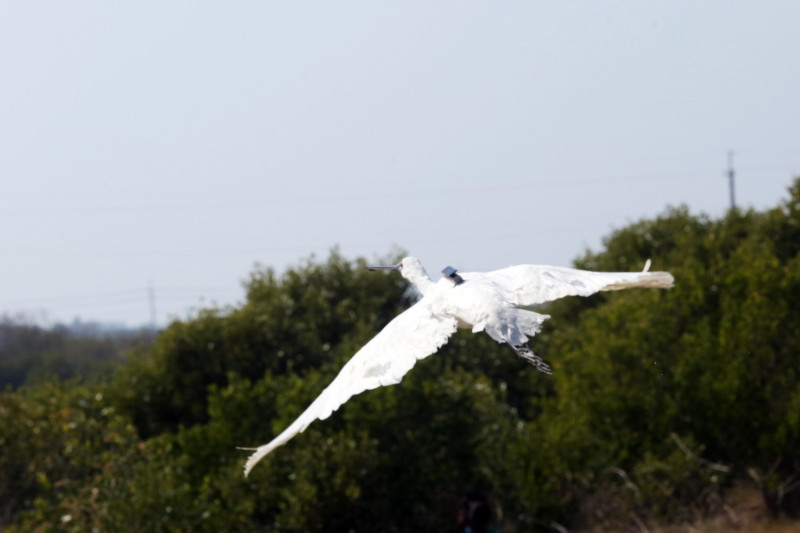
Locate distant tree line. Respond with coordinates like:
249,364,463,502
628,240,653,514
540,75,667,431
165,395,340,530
1,178,799,531
0,318,156,389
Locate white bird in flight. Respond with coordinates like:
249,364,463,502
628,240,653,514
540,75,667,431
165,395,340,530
242,257,673,475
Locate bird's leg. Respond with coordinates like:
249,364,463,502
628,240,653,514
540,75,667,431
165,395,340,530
511,343,552,375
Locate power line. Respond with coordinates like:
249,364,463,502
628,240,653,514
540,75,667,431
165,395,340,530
3,286,237,307
5,165,791,218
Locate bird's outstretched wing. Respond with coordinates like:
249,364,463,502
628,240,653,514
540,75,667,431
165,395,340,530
242,298,459,476
480,263,674,307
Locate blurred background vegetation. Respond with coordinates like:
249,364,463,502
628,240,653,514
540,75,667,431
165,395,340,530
2,178,799,532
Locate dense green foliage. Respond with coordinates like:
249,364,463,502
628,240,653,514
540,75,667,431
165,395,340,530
2,180,799,531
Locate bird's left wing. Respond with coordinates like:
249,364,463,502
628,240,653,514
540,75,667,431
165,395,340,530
242,298,458,476
479,263,673,307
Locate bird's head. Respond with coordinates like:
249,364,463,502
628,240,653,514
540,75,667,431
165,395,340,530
366,257,433,294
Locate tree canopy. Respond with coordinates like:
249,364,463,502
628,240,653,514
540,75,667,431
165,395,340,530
2,179,799,531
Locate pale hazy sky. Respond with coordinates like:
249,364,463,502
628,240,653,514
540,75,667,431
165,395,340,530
2,2,798,327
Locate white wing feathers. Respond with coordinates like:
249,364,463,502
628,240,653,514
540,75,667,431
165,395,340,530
242,298,458,476
482,263,674,307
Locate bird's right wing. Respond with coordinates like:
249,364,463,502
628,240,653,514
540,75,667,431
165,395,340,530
242,298,459,476
480,263,674,306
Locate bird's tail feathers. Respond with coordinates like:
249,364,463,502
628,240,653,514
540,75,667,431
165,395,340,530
517,309,550,337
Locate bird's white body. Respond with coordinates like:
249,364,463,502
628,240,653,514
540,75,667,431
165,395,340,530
432,273,547,345
242,256,673,476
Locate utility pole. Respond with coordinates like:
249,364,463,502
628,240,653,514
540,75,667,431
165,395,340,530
148,281,157,329
726,150,736,210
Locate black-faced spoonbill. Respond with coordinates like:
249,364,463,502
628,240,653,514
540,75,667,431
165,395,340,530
242,256,673,475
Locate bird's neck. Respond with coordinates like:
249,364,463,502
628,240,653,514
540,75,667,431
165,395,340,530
404,267,435,296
